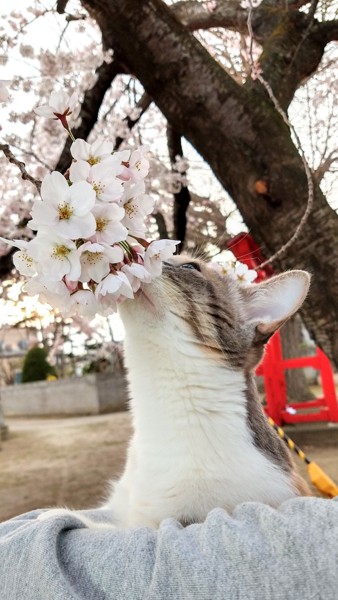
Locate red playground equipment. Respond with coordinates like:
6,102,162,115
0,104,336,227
228,233,338,426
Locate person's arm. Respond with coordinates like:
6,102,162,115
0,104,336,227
0,498,337,600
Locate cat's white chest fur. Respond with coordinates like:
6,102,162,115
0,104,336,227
105,310,296,528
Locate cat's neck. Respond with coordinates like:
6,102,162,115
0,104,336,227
123,311,249,430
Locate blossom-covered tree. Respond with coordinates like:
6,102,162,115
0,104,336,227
1,0,338,365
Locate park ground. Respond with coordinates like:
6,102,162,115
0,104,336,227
0,412,338,522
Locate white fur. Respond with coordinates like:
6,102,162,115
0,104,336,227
104,307,296,528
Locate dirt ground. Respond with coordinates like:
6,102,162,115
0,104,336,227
0,412,338,523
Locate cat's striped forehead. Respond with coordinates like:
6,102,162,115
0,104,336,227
162,256,256,369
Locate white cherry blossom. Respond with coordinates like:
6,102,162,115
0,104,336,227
70,160,124,203
144,239,179,277
95,271,134,301
78,242,123,283
92,203,127,244
71,138,114,164
121,181,154,236
35,89,78,120
210,260,257,283
13,248,37,277
28,234,82,281
210,261,236,278
234,261,257,283
121,262,152,292
29,171,96,239
70,139,129,168
0,237,37,277
127,148,150,182
67,290,100,318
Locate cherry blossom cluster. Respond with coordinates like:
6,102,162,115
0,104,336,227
1,90,178,318
210,260,257,283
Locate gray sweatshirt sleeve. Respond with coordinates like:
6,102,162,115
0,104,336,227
0,497,338,600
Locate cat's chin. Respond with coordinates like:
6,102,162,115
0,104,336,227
118,285,162,318
135,287,160,314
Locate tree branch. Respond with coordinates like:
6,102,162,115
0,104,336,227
172,0,311,34
0,144,41,192
314,149,338,184
246,5,330,109
260,0,311,7
318,19,338,43
171,0,248,33
56,0,70,13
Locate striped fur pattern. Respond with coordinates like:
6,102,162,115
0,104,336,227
102,256,311,528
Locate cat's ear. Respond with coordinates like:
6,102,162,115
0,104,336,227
244,270,310,336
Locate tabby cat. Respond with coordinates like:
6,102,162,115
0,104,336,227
104,255,311,528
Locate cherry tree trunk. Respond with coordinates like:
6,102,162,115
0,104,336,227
280,317,315,402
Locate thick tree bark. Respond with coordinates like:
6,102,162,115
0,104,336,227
81,0,338,368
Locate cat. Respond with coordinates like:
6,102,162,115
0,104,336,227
39,255,310,529
103,255,311,528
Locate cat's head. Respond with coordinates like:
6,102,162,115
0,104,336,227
120,255,310,370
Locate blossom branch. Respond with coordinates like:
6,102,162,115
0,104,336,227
0,144,41,192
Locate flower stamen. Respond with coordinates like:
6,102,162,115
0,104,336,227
124,201,136,218
58,202,74,221
96,217,109,232
88,156,100,166
52,244,71,259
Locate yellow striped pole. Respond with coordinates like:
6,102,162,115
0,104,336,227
268,416,338,498
268,417,310,465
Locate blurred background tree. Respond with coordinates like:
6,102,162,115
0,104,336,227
21,346,57,383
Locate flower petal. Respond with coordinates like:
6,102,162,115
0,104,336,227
34,105,55,117
69,181,96,214
91,139,114,159
71,139,91,161
41,171,70,204
69,160,91,183
49,90,69,113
